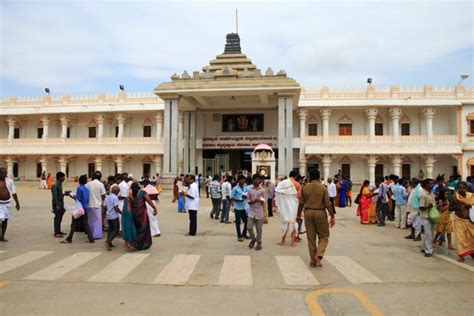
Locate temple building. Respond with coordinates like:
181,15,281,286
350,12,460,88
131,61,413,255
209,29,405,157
1,33,473,184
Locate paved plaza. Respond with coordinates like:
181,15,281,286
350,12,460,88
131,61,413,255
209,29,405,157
0,183,472,315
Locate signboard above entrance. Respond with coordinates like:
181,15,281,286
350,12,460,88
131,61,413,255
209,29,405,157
202,136,277,149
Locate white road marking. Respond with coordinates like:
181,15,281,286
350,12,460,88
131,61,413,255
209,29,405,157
325,256,382,284
276,256,320,285
0,251,53,275
88,253,149,283
434,254,474,272
154,255,200,285
25,252,101,280
218,255,252,286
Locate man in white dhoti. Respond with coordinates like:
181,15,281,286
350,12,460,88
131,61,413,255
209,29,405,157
0,167,21,242
275,171,301,247
143,179,161,237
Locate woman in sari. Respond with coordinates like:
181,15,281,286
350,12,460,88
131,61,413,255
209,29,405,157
338,178,348,208
47,173,53,189
453,182,474,262
129,182,157,250
357,180,377,224
121,191,137,249
334,179,340,207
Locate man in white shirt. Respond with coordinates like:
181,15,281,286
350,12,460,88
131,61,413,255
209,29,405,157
116,174,129,231
184,175,199,236
0,167,20,242
86,171,106,239
327,177,337,214
220,176,232,223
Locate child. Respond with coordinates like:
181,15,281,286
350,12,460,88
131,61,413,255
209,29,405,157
433,187,455,250
105,186,122,250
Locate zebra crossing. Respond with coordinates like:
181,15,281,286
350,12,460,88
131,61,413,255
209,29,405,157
0,250,386,286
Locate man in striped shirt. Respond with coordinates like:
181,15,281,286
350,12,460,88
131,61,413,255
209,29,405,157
209,175,222,219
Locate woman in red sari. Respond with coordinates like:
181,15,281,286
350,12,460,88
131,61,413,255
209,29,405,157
129,182,157,251
357,180,377,224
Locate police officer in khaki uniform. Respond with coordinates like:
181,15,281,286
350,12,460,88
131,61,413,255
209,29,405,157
302,169,336,268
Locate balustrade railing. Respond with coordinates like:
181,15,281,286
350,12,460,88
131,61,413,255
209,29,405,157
1,137,162,145
305,135,458,143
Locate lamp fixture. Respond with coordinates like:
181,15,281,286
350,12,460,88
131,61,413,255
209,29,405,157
458,74,469,85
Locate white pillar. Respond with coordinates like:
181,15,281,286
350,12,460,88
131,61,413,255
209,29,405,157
285,97,294,174
297,109,308,176
58,156,68,174
116,113,126,139
389,108,402,143
96,114,105,140
366,108,378,143
163,99,179,176
178,111,184,175
277,97,286,176
5,157,14,178
40,156,48,173
7,116,16,142
154,155,163,176
425,155,436,179
115,156,124,174
322,155,332,182
298,159,307,177
320,109,332,143
392,154,402,178
155,112,163,140
367,155,377,185
422,108,436,143
59,114,70,139
95,156,103,172
41,116,50,141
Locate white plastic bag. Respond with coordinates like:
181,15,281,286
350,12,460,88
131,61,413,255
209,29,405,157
64,200,85,219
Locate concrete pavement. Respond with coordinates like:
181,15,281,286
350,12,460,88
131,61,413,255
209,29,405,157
0,184,473,315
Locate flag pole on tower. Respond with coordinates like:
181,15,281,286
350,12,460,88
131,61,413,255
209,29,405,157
236,9,239,34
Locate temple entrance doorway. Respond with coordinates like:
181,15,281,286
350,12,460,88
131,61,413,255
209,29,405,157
203,149,253,176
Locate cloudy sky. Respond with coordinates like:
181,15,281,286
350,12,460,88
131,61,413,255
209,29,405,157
1,0,472,97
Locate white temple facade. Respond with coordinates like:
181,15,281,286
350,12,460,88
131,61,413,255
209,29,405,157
1,33,473,184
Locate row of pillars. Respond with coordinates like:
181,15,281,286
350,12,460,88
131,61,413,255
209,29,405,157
297,107,437,144
3,155,164,179
6,112,165,141
299,154,437,184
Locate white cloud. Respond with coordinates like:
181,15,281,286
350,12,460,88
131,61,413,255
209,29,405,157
0,1,472,95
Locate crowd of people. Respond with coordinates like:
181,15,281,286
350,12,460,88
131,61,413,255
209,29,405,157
50,171,160,251
172,169,336,266
355,173,474,262
1,164,473,268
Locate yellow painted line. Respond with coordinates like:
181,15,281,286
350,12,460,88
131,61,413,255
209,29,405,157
305,288,383,316
0,279,12,288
